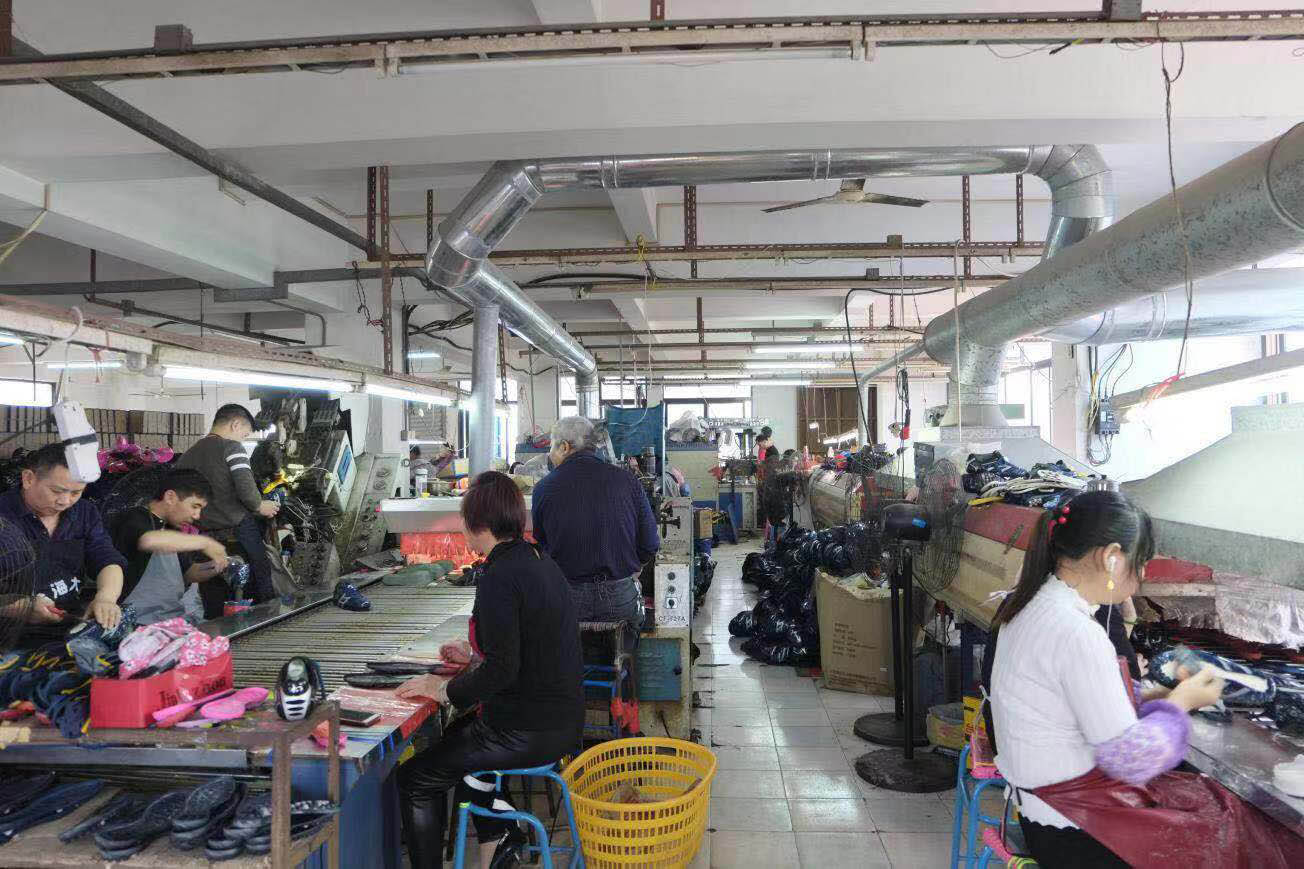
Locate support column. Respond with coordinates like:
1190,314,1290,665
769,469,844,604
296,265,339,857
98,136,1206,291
1049,342,1089,460
470,304,500,477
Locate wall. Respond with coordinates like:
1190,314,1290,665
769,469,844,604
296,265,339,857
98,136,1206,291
751,385,799,452
874,376,947,444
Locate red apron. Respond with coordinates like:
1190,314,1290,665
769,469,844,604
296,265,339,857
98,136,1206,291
1032,767,1304,868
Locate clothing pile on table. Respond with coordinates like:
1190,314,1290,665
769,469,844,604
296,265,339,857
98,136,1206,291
726,524,869,667
962,451,1087,510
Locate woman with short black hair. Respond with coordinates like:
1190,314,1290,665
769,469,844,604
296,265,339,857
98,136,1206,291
396,471,583,869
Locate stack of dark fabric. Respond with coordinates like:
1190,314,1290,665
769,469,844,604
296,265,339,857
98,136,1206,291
962,451,1086,510
727,524,864,668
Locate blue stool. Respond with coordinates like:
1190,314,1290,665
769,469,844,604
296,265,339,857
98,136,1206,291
452,763,585,869
580,622,634,742
950,743,1010,869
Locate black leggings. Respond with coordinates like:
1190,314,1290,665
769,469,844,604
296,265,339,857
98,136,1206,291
1020,818,1129,868
397,714,579,869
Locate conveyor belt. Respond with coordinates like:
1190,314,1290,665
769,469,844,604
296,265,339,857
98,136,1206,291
229,582,475,691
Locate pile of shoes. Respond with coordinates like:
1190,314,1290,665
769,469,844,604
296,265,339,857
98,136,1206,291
93,789,190,860
0,773,102,845
693,554,716,610
729,526,821,667
964,452,1087,509
0,643,93,738
203,794,337,861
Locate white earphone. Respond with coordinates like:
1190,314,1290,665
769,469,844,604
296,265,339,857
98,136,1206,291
1107,556,1117,573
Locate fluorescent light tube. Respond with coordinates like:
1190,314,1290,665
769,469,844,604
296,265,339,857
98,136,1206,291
754,343,860,354
748,379,811,386
745,360,835,370
365,382,453,405
164,365,353,393
0,379,52,407
0,333,24,346
808,422,820,429
47,361,123,370
399,47,850,75
406,351,442,359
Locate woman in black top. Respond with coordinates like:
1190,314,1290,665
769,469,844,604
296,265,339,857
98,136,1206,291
395,471,583,869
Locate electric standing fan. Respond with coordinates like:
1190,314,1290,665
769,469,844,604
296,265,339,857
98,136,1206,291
0,517,38,652
915,459,966,596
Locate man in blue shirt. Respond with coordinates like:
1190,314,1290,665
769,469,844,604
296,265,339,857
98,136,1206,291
530,416,659,625
0,444,127,641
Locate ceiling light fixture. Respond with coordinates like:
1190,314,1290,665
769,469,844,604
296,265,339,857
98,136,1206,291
748,379,811,386
364,381,454,405
754,343,861,354
406,351,442,359
398,47,850,76
163,365,353,393
745,360,835,370
0,333,24,346
821,429,858,446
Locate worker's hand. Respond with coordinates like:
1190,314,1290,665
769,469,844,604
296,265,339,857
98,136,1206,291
395,674,450,704
257,500,280,519
201,538,231,571
1169,668,1226,712
87,597,122,631
29,594,66,624
439,641,474,664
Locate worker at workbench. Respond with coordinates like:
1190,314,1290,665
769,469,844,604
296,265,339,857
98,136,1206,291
0,444,126,642
530,415,659,626
395,471,583,869
177,403,279,607
984,490,1303,867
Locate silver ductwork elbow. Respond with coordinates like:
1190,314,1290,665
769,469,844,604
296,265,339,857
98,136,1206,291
425,161,544,289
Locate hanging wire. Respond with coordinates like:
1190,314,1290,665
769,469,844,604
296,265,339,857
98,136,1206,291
1161,41,1196,380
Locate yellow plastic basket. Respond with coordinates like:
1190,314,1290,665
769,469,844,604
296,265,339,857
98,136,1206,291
561,737,717,868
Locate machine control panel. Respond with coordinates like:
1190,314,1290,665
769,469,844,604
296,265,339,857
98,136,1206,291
655,562,691,628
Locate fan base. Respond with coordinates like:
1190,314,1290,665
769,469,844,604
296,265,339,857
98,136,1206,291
853,748,955,793
853,712,929,747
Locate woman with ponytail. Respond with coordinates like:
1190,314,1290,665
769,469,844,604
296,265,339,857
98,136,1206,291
984,491,1303,868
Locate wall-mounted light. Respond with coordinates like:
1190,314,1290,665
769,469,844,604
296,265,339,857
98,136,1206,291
164,365,353,393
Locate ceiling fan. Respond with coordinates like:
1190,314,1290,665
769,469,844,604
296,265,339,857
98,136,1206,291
762,179,929,214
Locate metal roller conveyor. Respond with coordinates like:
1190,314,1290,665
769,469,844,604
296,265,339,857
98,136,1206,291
229,582,476,691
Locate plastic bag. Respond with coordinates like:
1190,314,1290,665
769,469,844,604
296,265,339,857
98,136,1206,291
728,611,757,637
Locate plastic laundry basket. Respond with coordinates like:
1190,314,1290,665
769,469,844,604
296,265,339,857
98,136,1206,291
561,737,716,868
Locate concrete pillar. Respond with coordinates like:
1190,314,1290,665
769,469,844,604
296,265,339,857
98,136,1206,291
470,304,499,476
1049,342,1089,460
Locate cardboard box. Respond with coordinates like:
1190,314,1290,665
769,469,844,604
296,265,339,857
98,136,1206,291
815,570,895,695
695,508,714,539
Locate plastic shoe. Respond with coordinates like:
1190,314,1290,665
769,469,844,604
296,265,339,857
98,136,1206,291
172,777,238,832
333,581,372,611
200,686,270,722
60,792,147,843
0,771,56,816
0,779,103,844
172,784,245,850
365,661,436,675
344,672,405,689
95,789,188,852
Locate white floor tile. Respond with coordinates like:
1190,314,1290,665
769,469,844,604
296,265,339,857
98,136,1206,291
712,725,775,747
782,770,864,800
774,725,841,747
777,747,857,770
711,745,781,770
769,707,831,726
710,831,800,868
712,769,786,799
878,832,954,868
863,797,954,833
713,707,774,727
709,797,793,832
795,832,892,869
788,798,875,833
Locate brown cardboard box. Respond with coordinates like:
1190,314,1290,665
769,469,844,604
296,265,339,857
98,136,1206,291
816,569,895,696
695,508,714,539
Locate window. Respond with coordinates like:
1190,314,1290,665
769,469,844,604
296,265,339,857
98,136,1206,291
798,387,866,453
0,379,53,407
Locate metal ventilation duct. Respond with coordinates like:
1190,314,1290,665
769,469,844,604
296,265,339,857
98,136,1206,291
918,123,1304,415
1041,268,1304,345
426,145,1114,438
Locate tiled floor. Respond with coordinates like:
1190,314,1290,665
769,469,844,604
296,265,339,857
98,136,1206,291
689,542,959,869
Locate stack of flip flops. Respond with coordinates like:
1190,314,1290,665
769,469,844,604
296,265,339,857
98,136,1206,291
93,789,190,860
0,775,102,845
0,644,93,738
383,560,454,587
170,777,246,852
203,794,338,861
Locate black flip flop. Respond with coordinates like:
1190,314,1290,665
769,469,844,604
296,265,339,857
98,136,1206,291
365,661,437,675
95,790,188,850
172,776,238,832
60,793,146,843
344,672,406,689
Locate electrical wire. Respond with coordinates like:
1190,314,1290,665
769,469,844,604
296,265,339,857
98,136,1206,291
1161,42,1196,381
0,210,48,269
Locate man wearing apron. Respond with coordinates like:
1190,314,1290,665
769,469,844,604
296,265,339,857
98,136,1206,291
0,444,126,645
110,469,229,624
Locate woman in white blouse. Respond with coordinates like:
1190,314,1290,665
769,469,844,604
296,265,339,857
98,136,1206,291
985,491,1302,868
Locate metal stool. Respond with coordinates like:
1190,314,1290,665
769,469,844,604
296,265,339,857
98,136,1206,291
579,621,635,742
951,741,1021,869
452,763,584,869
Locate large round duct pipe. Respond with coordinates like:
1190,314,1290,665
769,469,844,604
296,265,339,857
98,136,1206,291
923,125,1304,383
469,304,499,477
1040,268,1304,345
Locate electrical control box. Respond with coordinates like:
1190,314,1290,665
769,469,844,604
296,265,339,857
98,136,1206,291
1096,399,1120,436
654,562,691,628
